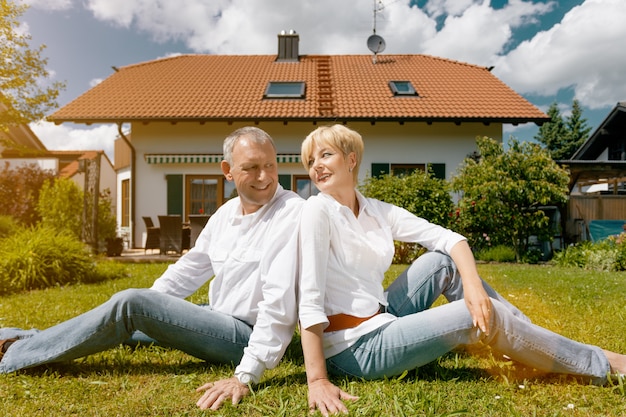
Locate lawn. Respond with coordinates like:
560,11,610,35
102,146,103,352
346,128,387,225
1,262,625,416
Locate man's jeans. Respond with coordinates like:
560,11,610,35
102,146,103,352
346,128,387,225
0,289,252,373
326,252,610,384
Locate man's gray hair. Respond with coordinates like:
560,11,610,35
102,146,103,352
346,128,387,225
223,127,276,165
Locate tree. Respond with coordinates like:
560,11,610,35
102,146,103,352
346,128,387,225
534,99,592,160
534,102,567,157
37,177,83,239
0,0,64,130
451,136,569,261
563,99,592,158
0,161,55,226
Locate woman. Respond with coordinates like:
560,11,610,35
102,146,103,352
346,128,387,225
298,124,626,416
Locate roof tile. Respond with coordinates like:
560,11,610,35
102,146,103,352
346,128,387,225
50,54,547,123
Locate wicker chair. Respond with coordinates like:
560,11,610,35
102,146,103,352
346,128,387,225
188,215,210,248
142,216,160,254
158,215,190,255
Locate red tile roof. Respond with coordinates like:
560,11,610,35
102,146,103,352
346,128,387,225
49,54,547,124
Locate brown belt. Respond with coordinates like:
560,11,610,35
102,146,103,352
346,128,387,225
324,305,386,333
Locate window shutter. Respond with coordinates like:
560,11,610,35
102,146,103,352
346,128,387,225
428,163,446,180
166,174,183,215
371,163,390,178
279,174,291,190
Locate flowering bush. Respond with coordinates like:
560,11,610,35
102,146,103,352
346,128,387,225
553,234,626,271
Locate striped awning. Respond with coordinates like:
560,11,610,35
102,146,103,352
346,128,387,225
144,154,301,164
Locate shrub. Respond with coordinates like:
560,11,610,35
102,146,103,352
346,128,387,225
37,178,118,253
474,245,516,263
451,137,569,261
37,177,83,239
0,226,127,295
0,162,55,226
552,236,626,272
0,214,17,238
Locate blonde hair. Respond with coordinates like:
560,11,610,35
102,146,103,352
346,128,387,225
301,124,364,182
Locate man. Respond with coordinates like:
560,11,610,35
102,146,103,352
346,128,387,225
0,126,304,410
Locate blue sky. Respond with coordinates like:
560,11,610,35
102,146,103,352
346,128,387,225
20,0,625,161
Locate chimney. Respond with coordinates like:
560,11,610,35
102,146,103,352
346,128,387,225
276,30,299,62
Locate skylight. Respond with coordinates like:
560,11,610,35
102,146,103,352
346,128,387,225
389,81,418,96
264,81,306,98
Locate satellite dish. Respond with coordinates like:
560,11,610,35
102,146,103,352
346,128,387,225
367,34,386,54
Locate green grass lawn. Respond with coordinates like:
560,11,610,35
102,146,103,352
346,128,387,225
1,262,626,416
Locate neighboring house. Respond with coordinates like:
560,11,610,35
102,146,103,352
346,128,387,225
559,102,626,241
48,32,548,248
0,118,57,171
0,118,117,216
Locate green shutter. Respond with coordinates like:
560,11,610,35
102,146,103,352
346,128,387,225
371,163,390,178
166,174,183,215
278,174,291,190
428,163,446,180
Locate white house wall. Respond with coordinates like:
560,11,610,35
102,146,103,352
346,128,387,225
129,121,503,247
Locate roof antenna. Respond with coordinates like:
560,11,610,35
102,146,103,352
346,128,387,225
367,0,386,64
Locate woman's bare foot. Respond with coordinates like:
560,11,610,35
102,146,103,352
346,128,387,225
603,349,626,375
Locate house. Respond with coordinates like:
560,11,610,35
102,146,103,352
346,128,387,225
0,106,117,231
0,125,116,203
48,32,548,249
559,102,626,241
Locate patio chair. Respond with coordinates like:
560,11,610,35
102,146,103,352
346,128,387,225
142,216,160,254
188,214,210,248
158,215,190,255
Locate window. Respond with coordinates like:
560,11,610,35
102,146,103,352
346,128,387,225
391,164,426,176
121,179,130,227
389,81,417,96
608,140,626,161
264,81,306,98
372,163,446,179
294,175,319,199
184,175,236,220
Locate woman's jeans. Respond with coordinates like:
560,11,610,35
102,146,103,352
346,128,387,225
0,289,252,373
326,252,610,384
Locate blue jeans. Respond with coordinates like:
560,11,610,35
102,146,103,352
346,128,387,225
326,252,610,384
0,289,252,373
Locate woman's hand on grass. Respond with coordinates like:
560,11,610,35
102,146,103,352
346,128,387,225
308,378,358,416
195,377,250,410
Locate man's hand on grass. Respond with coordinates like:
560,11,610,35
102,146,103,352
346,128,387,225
196,377,250,410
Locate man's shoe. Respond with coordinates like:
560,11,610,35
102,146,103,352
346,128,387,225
0,338,17,360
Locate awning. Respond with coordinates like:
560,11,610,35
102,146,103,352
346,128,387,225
145,154,301,164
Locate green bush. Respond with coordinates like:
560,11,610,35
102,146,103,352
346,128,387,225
0,226,127,295
552,236,626,271
37,178,118,253
0,215,17,238
451,137,569,261
0,162,55,226
37,177,83,239
474,245,516,263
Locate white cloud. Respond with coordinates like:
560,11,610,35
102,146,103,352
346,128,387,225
422,0,553,65
89,78,103,88
495,0,626,109
29,121,119,163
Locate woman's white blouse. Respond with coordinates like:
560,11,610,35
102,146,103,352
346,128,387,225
298,191,466,358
